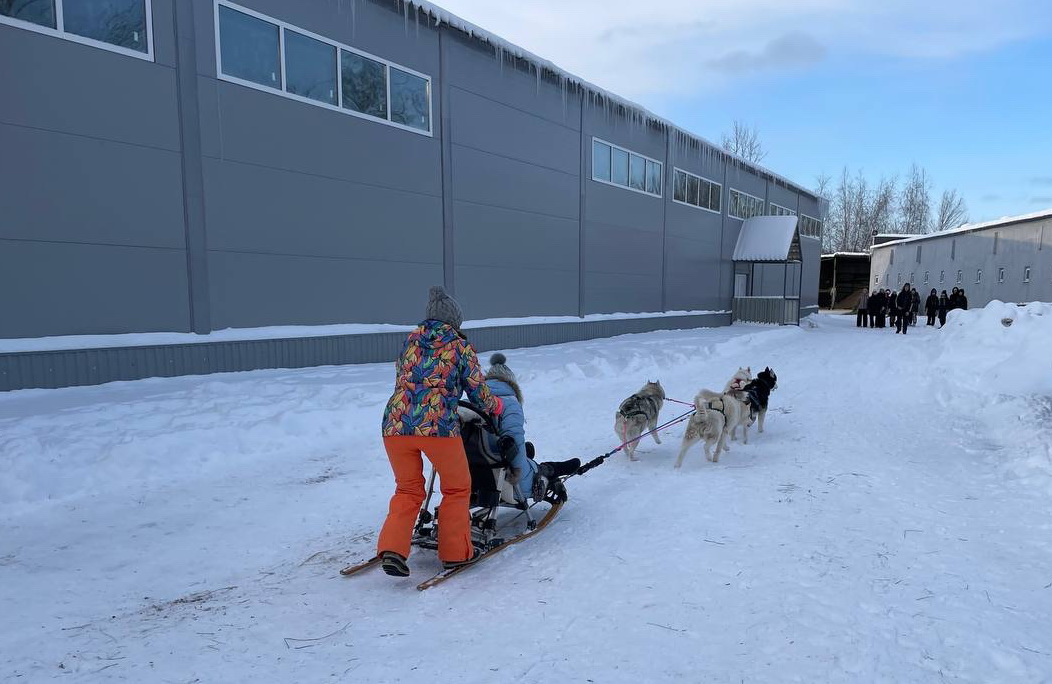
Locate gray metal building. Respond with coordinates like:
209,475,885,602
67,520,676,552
869,210,1052,306
1,0,823,390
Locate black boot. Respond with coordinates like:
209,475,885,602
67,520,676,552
380,551,410,577
531,459,579,503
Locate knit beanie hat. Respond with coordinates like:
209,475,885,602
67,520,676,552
424,285,463,329
486,353,523,404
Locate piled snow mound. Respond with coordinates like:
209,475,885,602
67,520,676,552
935,300,1052,396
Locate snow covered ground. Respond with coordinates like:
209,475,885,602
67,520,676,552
2,302,1051,682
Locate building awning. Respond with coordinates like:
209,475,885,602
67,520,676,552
732,216,802,262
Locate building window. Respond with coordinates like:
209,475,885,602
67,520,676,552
916,245,922,262
591,138,662,197
215,1,433,135
874,275,880,285
729,189,765,220
1,0,153,59
976,269,983,284
939,270,945,283
284,29,337,105
924,271,929,284
672,168,721,212
1024,266,1031,283
956,270,963,284
910,272,915,284
998,267,1005,283
951,239,956,260
897,273,902,285
341,50,387,118
799,215,822,238
993,231,999,254
770,203,796,217
889,250,894,266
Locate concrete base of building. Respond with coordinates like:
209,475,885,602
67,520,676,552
0,313,730,392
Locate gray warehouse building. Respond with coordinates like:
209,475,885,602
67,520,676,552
869,210,1052,308
1,0,823,390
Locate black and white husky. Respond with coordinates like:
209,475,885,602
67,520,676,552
729,366,778,442
614,380,665,461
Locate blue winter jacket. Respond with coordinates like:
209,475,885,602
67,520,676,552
484,379,536,497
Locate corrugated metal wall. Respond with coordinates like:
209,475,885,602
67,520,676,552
0,314,729,391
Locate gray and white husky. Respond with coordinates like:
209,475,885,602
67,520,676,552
614,380,665,461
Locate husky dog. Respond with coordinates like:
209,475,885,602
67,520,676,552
674,388,746,467
724,366,752,393
614,380,665,461
729,366,779,442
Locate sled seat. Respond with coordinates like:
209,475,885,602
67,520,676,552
457,402,524,508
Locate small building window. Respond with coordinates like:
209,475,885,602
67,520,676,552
799,215,823,238
729,189,765,220
285,30,337,105
939,270,945,283
998,267,1005,283
897,273,902,285
1024,266,1031,283
951,239,956,260
910,272,915,284
1,0,152,58
592,138,662,198
976,269,983,284
956,270,963,284
219,5,281,88
993,231,999,254
924,271,929,284
341,51,387,118
770,203,796,217
916,245,922,262
672,169,721,212
874,275,880,285
390,67,431,131
889,250,894,265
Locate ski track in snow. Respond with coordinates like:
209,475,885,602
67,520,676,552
2,307,1051,682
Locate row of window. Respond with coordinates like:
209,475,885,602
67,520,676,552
770,203,797,217
216,2,431,133
729,189,765,220
672,169,721,212
877,266,1038,286
591,139,663,197
1,0,151,57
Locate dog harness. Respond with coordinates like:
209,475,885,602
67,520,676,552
618,395,661,419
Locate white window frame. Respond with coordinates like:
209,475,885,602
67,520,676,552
728,188,765,220
956,269,963,284
799,214,823,239
998,267,1005,283
590,137,662,198
1024,266,1031,283
976,268,983,284
939,270,945,284
0,0,155,61
214,0,433,137
769,202,796,217
923,271,929,284
671,167,721,214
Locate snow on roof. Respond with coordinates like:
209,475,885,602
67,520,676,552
872,208,1052,250
733,216,800,262
402,0,819,201
821,252,871,258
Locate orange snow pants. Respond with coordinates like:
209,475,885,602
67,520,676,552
377,436,474,563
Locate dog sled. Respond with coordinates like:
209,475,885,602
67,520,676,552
341,401,578,590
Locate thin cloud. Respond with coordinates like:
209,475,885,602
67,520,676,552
428,0,1052,99
1029,177,1052,185
706,32,826,75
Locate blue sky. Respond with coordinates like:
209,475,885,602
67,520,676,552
431,0,1052,223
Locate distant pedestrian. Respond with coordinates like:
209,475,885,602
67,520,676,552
937,290,949,327
910,288,920,326
888,288,898,330
856,288,869,328
924,288,938,326
959,288,969,310
949,287,962,310
895,283,913,334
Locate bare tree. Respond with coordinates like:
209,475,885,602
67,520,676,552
898,164,932,234
720,120,767,163
933,189,969,233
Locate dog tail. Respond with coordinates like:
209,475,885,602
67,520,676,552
694,389,722,412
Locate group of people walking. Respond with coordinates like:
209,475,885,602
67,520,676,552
855,285,969,333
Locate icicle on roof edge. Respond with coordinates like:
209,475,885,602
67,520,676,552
404,0,821,202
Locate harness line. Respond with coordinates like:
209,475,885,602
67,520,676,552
571,407,697,478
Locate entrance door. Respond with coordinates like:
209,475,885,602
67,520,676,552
734,273,748,297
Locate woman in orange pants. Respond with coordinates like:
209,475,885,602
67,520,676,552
377,285,502,577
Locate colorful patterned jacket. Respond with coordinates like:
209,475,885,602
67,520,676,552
382,320,499,437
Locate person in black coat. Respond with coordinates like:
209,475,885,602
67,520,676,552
895,283,913,334
959,288,969,310
937,290,950,327
872,290,884,328
925,288,939,326
888,288,899,330
949,287,962,310
910,289,921,325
